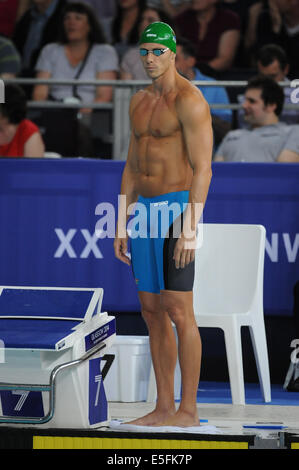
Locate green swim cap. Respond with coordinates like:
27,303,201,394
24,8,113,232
139,22,176,53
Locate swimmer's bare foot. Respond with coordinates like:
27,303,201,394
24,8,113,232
127,407,176,426
153,410,200,428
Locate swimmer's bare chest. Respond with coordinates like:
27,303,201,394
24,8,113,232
132,92,193,197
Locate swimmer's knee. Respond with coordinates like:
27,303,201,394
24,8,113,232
161,292,193,328
165,305,186,327
140,297,161,326
141,307,156,322
141,308,171,332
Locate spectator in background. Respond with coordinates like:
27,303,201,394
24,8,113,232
256,43,289,81
175,37,232,145
245,0,299,79
238,44,298,126
0,0,32,38
220,0,260,24
220,0,262,67
0,35,21,78
111,0,147,59
215,76,299,163
120,6,172,79
75,0,117,42
32,2,119,158
75,0,116,20
146,0,191,17
13,0,67,77
0,83,45,158
175,0,241,74
32,2,118,105
256,44,298,124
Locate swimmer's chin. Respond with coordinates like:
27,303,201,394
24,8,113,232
145,68,159,77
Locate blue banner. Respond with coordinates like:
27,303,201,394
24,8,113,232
0,159,297,316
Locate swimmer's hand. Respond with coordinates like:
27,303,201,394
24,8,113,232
114,236,131,266
173,234,197,269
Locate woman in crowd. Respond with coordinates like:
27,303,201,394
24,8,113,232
0,84,44,158
32,2,118,105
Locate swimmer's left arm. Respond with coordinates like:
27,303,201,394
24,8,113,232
174,91,213,268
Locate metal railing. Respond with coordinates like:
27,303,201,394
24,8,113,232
0,341,106,425
4,78,297,160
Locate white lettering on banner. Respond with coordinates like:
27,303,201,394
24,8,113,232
265,233,299,263
290,79,299,104
53,228,298,262
283,233,299,263
290,339,299,364
54,228,77,258
265,233,278,262
80,229,103,258
54,228,103,259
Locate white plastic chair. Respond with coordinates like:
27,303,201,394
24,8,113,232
147,223,271,405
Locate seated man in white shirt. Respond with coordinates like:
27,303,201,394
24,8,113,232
215,76,299,163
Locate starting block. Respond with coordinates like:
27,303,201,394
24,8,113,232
0,286,116,428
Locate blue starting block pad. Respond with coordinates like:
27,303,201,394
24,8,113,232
0,286,116,428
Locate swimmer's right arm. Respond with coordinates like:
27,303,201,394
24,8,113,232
114,95,140,265
114,133,138,265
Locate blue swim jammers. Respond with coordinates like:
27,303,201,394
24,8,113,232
129,191,195,294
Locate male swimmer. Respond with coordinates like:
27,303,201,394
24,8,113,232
114,22,213,427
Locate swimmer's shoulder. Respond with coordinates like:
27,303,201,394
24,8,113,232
175,75,210,117
130,85,152,111
176,74,206,104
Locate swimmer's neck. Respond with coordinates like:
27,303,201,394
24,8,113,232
151,66,179,97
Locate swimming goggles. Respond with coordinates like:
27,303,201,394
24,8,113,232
139,48,169,57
